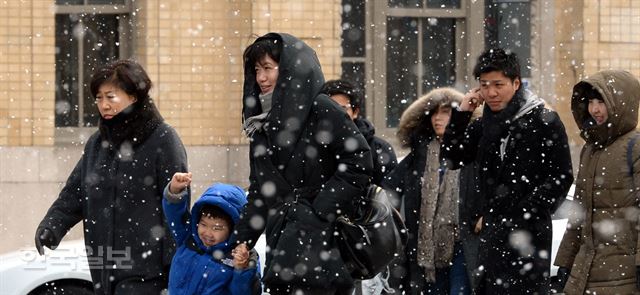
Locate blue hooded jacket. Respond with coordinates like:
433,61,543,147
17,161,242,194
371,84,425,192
163,183,259,294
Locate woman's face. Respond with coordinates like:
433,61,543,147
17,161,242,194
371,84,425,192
95,83,136,120
588,98,608,125
255,55,279,95
431,105,452,138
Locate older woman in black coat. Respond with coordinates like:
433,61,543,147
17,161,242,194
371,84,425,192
35,60,188,295
233,33,372,295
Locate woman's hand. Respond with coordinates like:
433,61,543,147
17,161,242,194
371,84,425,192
169,172,192,194
232,243,250,270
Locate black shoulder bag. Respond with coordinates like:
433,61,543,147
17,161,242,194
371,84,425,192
336,184,408,280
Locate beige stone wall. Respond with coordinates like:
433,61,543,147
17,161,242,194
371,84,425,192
583,0,640,77
0,0,55,146
0,0,342,147
136,0,342,146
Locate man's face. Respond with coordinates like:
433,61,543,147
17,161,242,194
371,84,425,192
479,71,521,112
330,93,359,120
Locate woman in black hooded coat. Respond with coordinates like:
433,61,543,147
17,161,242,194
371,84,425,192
233,33,373,294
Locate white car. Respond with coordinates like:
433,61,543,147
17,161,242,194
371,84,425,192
0,240,93,295
0,236,267,295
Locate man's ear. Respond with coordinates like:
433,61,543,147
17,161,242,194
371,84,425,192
353,107,360,118
513,77,521,90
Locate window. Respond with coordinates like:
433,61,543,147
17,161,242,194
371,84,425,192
386,17,457,126
340,0,367,115
54,1,132,128
484,0,531,77
372,1,467,128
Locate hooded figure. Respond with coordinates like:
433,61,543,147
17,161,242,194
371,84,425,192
234,33,373,293
163,183,260,295
554,70,640,294
35,60,187,294
384,88,472,294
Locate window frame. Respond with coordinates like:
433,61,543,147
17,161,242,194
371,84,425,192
368,0,484,133
54,0,134,144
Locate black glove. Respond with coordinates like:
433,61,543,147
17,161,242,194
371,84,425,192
636,266,640,290
557,267,570,290
35,228,56,255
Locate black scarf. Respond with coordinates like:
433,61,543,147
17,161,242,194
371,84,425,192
480,88,526,148
98,100,164,149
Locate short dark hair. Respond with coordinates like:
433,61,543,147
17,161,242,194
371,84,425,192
199,204,233,230
473,48,521,81
243,37,282,70
321,79,362,111
90,59,152,104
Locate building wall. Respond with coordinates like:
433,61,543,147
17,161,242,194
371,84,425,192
0,0,55,146
0,0,342,254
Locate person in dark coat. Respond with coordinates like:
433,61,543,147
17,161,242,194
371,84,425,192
233,33,373,295
34,60,188,294
163,174,260,295
440,48,573,294
383,88,472,294
321,79,397,186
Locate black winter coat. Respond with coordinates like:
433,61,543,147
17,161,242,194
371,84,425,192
235,33,372,289
355,117,397,185
37,121,188,294
383,133,434,292
442,91,573,294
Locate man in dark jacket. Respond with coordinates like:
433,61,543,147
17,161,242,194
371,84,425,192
440,48,573,294
234,33,372,294
321,79,397,186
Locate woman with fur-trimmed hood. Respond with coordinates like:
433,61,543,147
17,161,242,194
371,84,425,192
384,88,472,294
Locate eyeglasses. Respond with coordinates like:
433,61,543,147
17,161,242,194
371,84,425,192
197,221,227,232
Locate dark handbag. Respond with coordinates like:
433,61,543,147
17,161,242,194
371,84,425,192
336,184,408,280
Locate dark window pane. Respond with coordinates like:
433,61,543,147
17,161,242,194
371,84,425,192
341,62,366,116
88,0,126,4
422,18,456,92
485,0,531,77
386,17,418,128
55,15,80,127
426,0,460,8
55,13,120,127
388,0,423,8
55,0,83,4
341,0,365,57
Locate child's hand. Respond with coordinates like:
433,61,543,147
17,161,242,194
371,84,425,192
232,243,250,270
169,172,192,194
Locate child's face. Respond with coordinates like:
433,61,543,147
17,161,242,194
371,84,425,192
588,98,608,126
255,55,279,95
197,215,231,247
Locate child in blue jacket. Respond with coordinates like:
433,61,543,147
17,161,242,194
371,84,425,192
163,172,260,294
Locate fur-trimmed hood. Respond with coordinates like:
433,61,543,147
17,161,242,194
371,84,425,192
397,87,464,148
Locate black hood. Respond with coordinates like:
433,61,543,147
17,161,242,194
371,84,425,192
242,33,326,164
